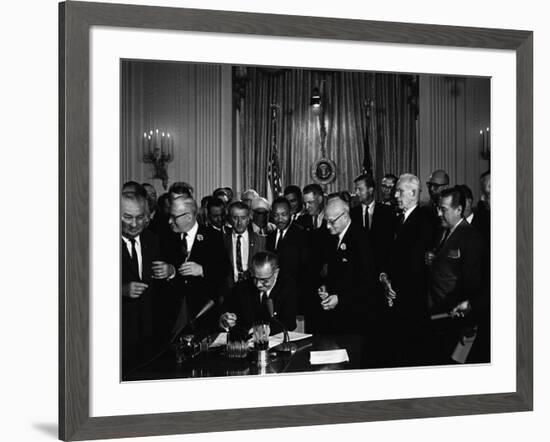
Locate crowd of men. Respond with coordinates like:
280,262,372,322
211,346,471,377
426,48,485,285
120,169,491,376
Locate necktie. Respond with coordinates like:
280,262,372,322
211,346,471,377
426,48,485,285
180,232,188,261
313,215,318,229
364,206,369,229
275,229,284,250
236,234,244,280
129,238,140,280
436,229,450,252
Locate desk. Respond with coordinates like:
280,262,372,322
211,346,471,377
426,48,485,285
123,334,364,381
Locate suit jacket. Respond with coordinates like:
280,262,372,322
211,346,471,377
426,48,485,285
318,221,375,332
223,273,297,334
223,228,266,287
350,202,396,273
385,205,435,317
428,219,484,314
266,223,310,314
266,222,309,281
159,224,229,331
121,229,160,373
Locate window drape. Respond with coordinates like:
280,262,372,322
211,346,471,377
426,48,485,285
236,68,418,197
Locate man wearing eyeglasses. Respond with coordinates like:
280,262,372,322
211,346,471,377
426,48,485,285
379,173,398,207
315,197,375,334
156,196,229,338
219,251,297,335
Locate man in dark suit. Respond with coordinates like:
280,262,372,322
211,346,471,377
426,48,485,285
379,173,398,207
351,173,396,274
425,186,484,364
120,191,160,375
223,201,266,291
219,251,297,335
283,185,306,223
156,196,229,339
205,197,230,237
296,183,326,231
379,174,435,367
315,197,375,334
266,197,310,318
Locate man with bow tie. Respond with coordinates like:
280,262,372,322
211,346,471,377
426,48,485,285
120,191,161,375
219,251,297,335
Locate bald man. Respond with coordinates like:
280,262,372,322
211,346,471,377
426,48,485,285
315,197,375,334
120,191,161,375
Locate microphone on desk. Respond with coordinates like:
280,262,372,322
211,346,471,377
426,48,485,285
266,298,297,354
171,299,215,343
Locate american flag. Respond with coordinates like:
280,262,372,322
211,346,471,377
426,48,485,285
267,148,282,202
267,104,283,202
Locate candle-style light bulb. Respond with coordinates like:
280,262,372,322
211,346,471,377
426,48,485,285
167,133,170,138
143,132,147,138
486,127,490,132
149,130,153,135
156,129,159,134
162,132,165,137
480,130,483,135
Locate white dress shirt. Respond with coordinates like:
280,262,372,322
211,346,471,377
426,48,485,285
122,235,142,280
231,230,249,282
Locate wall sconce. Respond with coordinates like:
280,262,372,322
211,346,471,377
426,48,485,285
479,126,490,161
310,87,322,109
142,128,174,190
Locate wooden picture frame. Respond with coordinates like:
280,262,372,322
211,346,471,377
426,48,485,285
59,1,533,440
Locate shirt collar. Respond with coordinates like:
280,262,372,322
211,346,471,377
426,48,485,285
403,204,418,221
233,229,249,240
122,234,141,245
338,220,352,245
184,222,199,240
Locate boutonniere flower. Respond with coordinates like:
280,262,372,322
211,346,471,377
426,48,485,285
340,243,347,251
196,234,204,242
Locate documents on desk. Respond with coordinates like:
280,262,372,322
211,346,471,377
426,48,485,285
268,331,312,349
310,349,349,365
208,331,312,349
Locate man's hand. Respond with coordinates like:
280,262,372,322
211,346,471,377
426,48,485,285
318,285,329,300
151,261,174,279
122,282,148,298
379,273,397,307
424,251,436,266
450,300,471,318
178,261,204,277
321,294,339,311
219,312,237,330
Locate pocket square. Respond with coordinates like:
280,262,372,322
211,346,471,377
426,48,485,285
447,249,461,259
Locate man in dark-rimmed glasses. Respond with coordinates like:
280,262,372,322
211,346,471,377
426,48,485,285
219,251,297,335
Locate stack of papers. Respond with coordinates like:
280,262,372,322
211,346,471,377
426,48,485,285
268,331,312,349
310,349,349,365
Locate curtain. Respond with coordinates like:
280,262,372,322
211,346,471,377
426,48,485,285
236,67,418,197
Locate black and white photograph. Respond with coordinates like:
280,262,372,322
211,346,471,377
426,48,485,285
120,60,491,381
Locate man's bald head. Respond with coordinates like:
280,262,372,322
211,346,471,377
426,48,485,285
427,169,450,202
